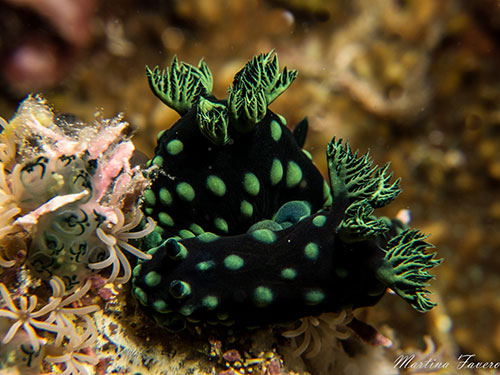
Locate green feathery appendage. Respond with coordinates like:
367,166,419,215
228,51,297,132
146,56,213,115
376,229,442,312
196,96,230,145
338,199,389,242
327,137,401,208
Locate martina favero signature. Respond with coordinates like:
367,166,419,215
394,353,500,371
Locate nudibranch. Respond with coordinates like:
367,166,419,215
132,52,441,332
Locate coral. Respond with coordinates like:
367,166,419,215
0,94,154,374
282,310,353,358
0,283,61,352
132,52,441,333
45,316,99,375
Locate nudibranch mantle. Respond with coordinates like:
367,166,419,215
133,52,441,332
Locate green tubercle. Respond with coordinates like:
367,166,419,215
166,139,184,155
270,158,283,186
243,173,260,196
176,182,195,201
206,175,227,196
224,254,244,271
254,286,273,307
286,161,303,188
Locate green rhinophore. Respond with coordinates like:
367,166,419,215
196,97,230,145
146,55,213,115
227,51,297,132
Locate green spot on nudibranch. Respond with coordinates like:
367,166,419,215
143,189,156,206
145,207,153,216
286,161,303,188
134,287,148,306
158,212,174,227
252,229,276,244
304,242,319,260
159,188,173,206
152,300,170,313
179,229,195,239
281,268,297,280
270,120,282,141
166,139,183,155
132,264,142,277
243,173,260,196
276,113,287,125
312,215,327,227
156,129,166,141
152,155,164,166
176,182,195,201
305,290,326,305
206,175,226,196
224,254,244,270
197,260,215,271
202,295,219,310
144,271,162,287
198,232,219,242
270,158,283,186
189,223,204,234
302,149,313,160
179,304,194,316
240,200,253,217
254,286,273,307
214,217,228,233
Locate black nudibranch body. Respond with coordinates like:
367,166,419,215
132,52,441,332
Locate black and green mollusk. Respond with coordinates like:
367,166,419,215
132,52,441,332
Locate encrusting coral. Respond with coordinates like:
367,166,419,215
0,95,154,374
